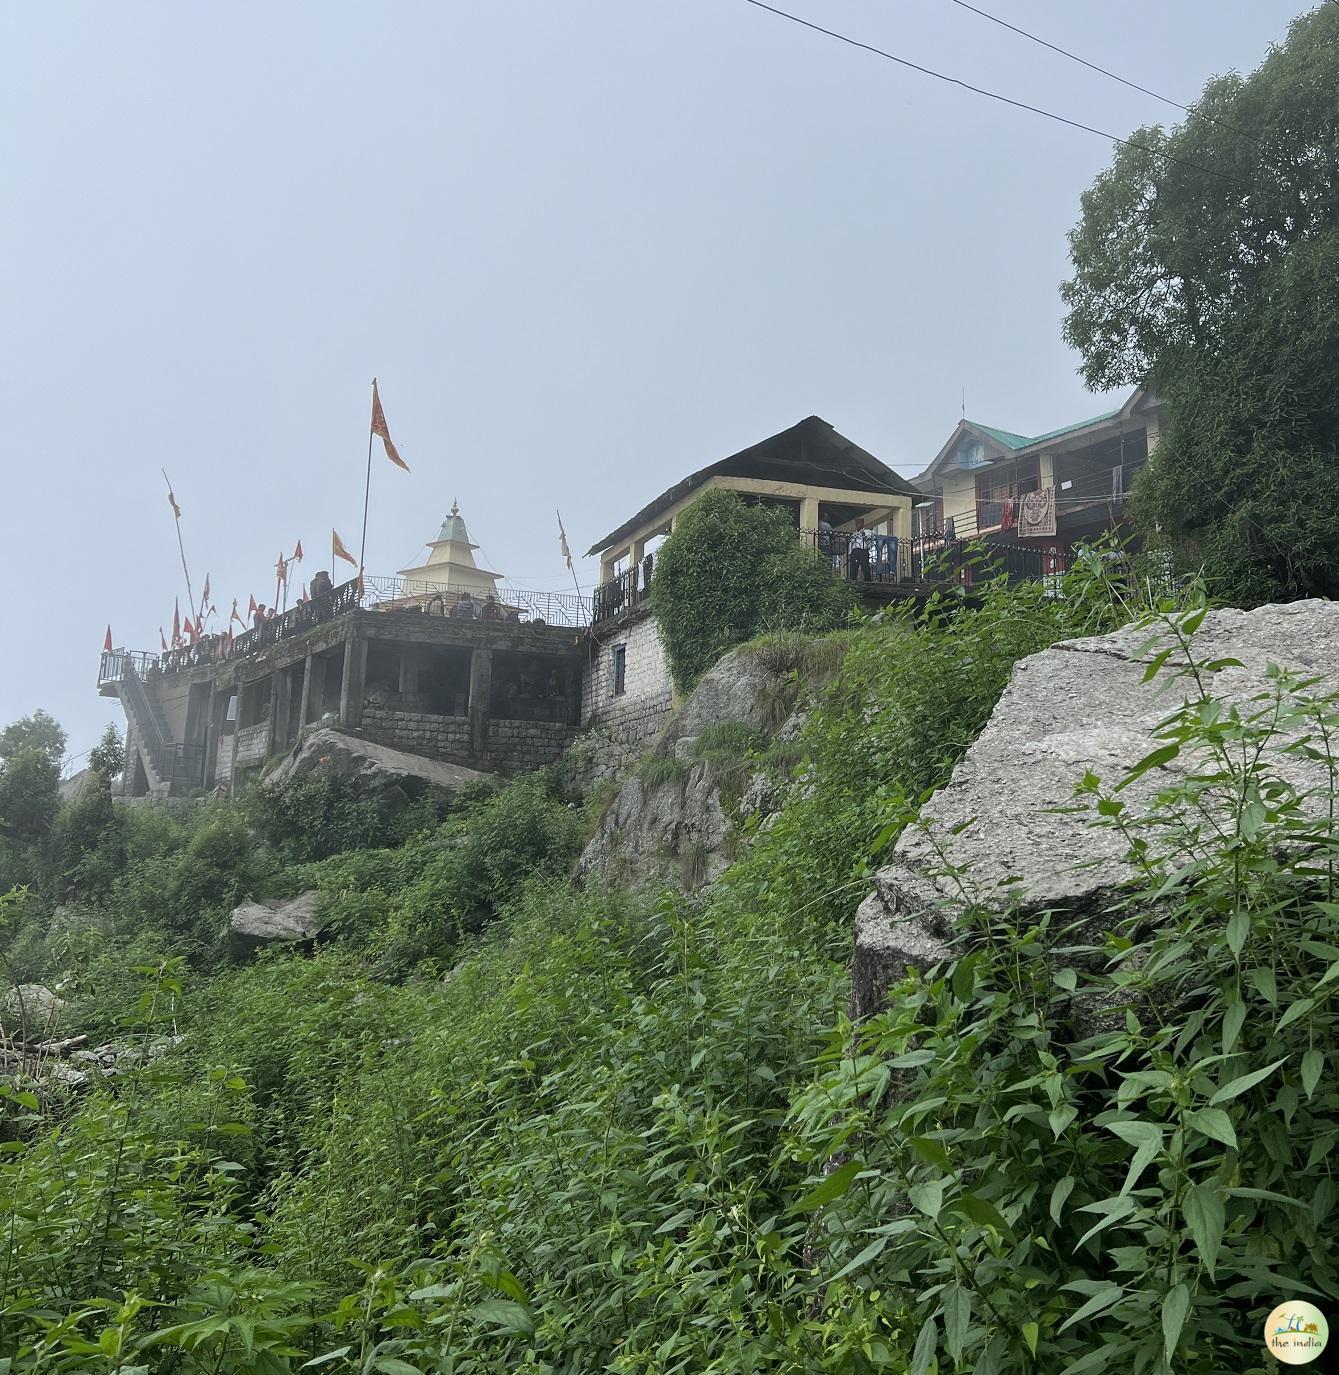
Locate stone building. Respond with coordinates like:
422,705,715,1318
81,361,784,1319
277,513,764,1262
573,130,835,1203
100,503,586,796
582,415,920,769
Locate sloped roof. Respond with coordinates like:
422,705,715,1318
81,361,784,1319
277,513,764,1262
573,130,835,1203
586,416,918,556
970,423,1034,451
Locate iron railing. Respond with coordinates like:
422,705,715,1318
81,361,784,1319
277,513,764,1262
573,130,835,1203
104,573,590,684
109,655,206,790
592,554,654,624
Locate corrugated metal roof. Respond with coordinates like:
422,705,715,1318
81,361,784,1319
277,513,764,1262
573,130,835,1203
970,423,1034,451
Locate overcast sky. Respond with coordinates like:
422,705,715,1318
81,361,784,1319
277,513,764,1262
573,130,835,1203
1,0,1314,763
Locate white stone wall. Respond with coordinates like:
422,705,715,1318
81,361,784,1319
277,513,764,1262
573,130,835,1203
234,723,269,769
580,611,675,773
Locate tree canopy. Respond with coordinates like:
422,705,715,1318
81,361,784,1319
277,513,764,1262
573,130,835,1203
651,489,856,691
0,709,66,765
1062,4,1339,602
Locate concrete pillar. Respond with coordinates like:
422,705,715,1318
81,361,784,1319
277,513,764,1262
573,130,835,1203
599,553,616,584
299,653,323,728
340,635,367,729
398,646,420,697
468,646,493,757
271,668,293,753
799,495,820,534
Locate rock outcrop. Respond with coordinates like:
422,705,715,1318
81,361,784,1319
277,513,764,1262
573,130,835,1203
853,600,1339,1018
2,984,65,1032
578,640,838,889
229,891,326,947
266,728,493,805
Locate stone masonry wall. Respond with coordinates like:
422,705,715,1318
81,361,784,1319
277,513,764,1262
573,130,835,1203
579,611,675,783
486,719,576,775
361,707,471,761
233,723,269,769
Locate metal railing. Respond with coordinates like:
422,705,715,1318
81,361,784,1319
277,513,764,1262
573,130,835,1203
102,574,590,685
592,554,654,624
105,654,205,790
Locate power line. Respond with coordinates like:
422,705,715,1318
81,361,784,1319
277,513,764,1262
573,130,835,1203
945,0,1263,149
739,0,1250,189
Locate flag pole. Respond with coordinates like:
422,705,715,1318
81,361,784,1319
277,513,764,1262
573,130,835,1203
162,468,196,621
358,378,375,586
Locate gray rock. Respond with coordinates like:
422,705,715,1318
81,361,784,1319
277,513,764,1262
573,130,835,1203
229,891,326,945
2,984,65,1032
852,600,1339,1018
266,727,494,802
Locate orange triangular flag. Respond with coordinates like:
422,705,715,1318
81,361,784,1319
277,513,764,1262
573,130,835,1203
247,594,257,616
370,379,410,471
293,539,304,562
276,552,288,584
103,625,113,653
172,599,181,647
160,627,169,652
201,573,210,604
300,584,310,604
230,598,243,627
332,529,358,567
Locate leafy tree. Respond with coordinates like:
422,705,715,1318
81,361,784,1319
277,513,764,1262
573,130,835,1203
88,723,127,780
1061,3,1339,602
651,489,857,691
0,709,66,765
0,747,61,845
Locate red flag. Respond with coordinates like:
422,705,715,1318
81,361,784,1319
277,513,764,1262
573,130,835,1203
300,584,310,604
332,528,358,567
172,599,181,648
201,573,210,604
247,594,257,616
160,627,169,652
185,617,197,644
103,625,113,652
293,540,304,562
276,552,288,585
370,379,410,471
230,598,243,628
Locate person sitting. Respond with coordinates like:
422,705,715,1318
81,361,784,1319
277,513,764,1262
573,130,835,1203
480,594,503,621
452,591,477,619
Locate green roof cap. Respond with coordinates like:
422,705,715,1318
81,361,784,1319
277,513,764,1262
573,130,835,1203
970,423,1033,451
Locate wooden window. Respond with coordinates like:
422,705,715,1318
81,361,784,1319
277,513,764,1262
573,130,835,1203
612,644,627,697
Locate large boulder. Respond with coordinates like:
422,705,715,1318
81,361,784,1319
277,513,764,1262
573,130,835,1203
853,600,1339,1018
2,984,65,1032
229,891,326,947
577,640,838,889
266,728,493,804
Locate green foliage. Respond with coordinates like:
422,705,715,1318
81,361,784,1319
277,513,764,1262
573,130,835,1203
652,489,857,692
787,608,1339,1372
0,747,61,847
1062,5,1339,601
0,708,67,764
637,753,690,788
86,724,126,780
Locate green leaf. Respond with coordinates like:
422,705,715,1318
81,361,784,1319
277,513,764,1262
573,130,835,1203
1182,1183,1225,1277
1050,1176,1076,1224
1106,1120,1163,1195
300,1350,353,1369
469,1299,534,1338
827,1235,888,1284
1209,1056,1288,1106
1301,1049,1324,1099
1048,1104,1078,1139
909,1178,945,1220
1058,1282,1123,1332
1276,997,1314,1031
909,1315,938,1375
1226,910,1250,956
907,1136,952,1171
792,1160,862,1212
1222,1001,1246,1054
1075,1196,1136,1248
1185,1107,1237,1150
1162,1283,1190,1361
1054,967,1078,992
1022,1321,1039,1357
943,1285,971,1364
1114,742,1180,792
373,1361,424,1375
948,1193,1012,1237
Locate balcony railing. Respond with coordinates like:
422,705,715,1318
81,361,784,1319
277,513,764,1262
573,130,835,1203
592,554,654,624
103,574,591,681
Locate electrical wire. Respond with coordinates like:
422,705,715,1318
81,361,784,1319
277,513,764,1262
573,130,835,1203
945,0,1263,149
740,0,1251,189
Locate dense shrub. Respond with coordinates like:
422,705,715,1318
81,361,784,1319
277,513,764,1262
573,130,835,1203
652,488,857,691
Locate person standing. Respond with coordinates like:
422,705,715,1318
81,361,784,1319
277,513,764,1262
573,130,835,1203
848,520,872,581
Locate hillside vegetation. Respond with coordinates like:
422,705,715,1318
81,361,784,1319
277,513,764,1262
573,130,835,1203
2,557,1335,1373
